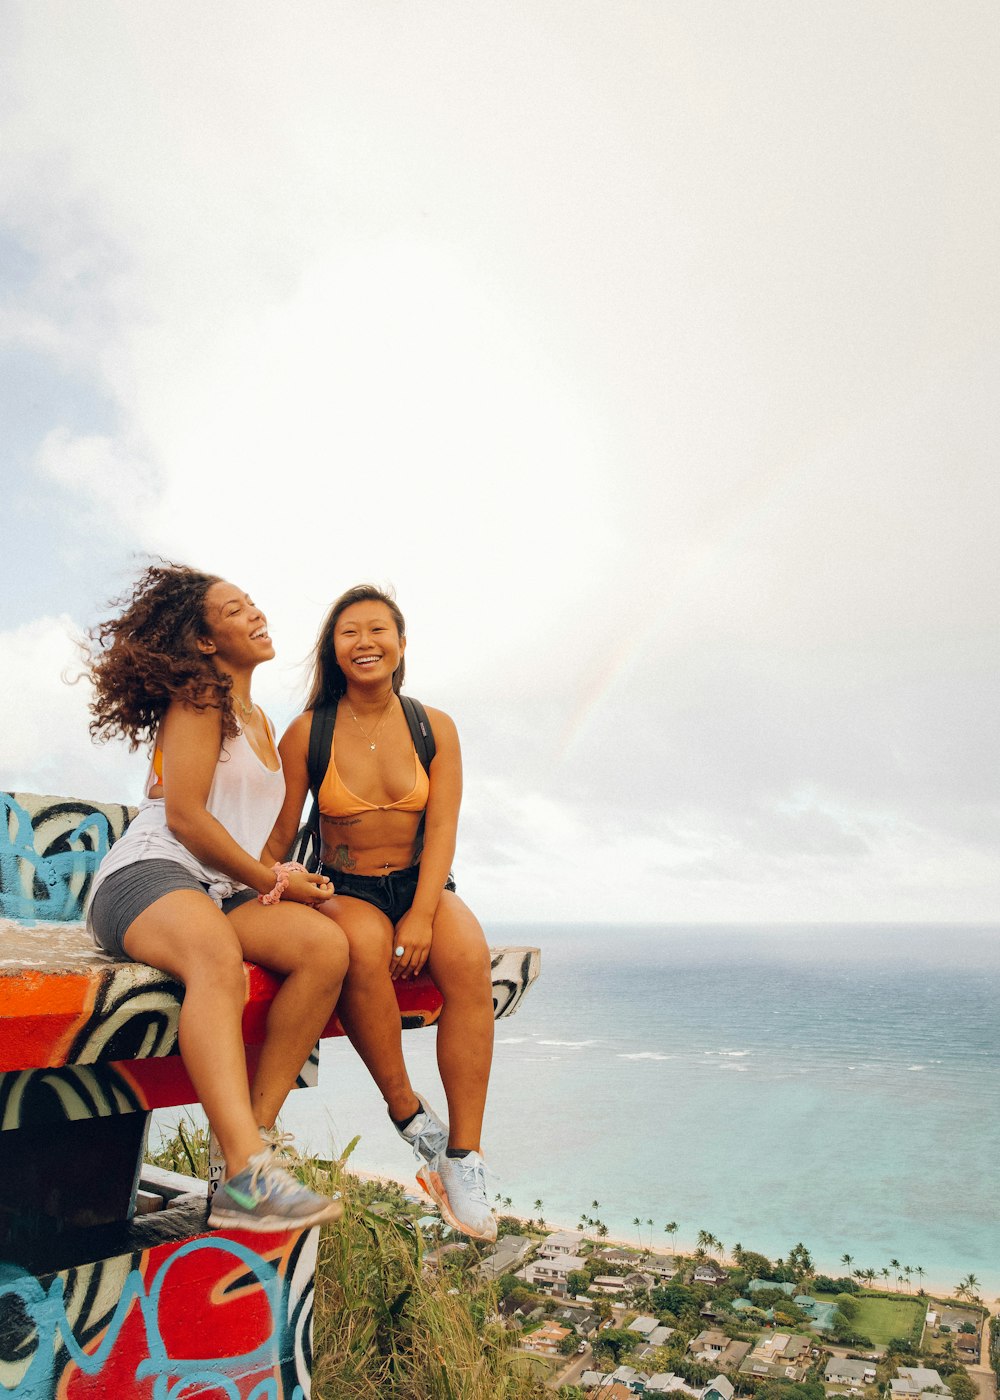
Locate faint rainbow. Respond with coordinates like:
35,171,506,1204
557,434,823,761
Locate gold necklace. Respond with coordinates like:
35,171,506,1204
347,694,393,750
233,693,256,720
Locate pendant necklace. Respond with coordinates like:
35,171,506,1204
348,693,393,750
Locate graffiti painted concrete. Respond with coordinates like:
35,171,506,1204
0,1212,317,1399
0,791,540,1399
0,793,132,924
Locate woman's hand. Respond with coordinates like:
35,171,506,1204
390,909,433,980
282,869,335,905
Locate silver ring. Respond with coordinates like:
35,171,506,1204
394,945,405,958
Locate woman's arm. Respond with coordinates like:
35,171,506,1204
262,711,314,866
392,706,461,978
160,700,280,896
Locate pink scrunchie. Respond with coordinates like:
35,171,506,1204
257,861,310,906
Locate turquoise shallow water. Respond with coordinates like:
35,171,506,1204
161,923,1000,1295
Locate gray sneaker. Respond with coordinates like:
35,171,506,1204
208,1149,343,1232
417,1150,497,1242
394,1093,448,1165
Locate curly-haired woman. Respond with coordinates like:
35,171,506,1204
86,562,347,1232
265,585,497,1241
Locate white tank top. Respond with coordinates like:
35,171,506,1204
88,719,286,907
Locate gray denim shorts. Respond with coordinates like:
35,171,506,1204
87,859,256,960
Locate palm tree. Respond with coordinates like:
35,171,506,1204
697,1229,713,1252
597,1223,609,1239
889,1258,901,1291
664,1221,678,1241
534,1199,545,1227
841,1253,855,1274
915,1266,926,1291
864,1268,877,1288
791,1243,813,1278
881,1267,891,1288
957,1273,980,1303
903,1265,913,1292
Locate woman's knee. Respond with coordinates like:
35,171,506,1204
286,914,350,985
337,921,393,985
182,940,248,998
431,937,493,999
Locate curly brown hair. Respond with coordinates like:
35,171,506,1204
86,561,239,750
305,584,407,708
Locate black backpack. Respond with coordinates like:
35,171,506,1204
295,695,436,870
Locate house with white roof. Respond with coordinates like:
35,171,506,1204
538,1229,586,1257
646,1374,710,1397
826,1357,877,1386
525,1252,587,1295
890,1368,949,1398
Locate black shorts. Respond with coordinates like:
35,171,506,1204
320,863,456,926
88,859,257,960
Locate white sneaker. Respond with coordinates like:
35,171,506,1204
417,1150,497,1242
394,1093,448,1165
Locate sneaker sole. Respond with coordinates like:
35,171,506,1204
208,1197,344,1231
415,1165,497,1243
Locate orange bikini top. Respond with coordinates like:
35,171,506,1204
318,733,429,819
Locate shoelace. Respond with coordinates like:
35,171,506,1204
246,1152,300,1203
453,1155,496,1205
260,1127,304,1166
407,1111,446,1162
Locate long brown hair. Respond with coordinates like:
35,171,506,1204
86,561,239,750
305,584,407,708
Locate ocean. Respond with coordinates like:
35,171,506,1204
160,923,1000,1295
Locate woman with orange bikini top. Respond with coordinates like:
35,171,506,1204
265,583,497,1241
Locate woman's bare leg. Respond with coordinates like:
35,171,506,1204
226,900,349,1129
315,894,421,1123
425,892,494,1152
123,890,265,1177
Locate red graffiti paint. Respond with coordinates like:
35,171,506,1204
48,1228,315,1400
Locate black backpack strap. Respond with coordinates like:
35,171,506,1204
296,703,337,870
308,703,337,797
400,695,436,776
400,695,437,862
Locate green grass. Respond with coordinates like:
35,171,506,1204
147,1124,546,1400
815,1291,925,1347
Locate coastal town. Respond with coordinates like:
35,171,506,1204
414,1208,996,1400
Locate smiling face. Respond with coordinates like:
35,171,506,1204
332,600,405,690
198,580,275,670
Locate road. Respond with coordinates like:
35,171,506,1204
548,1342,593,1390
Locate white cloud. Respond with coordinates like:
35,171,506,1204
35,428,159,528
1,1,997,920
0,616,142,803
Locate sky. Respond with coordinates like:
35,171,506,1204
1,2,997,923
